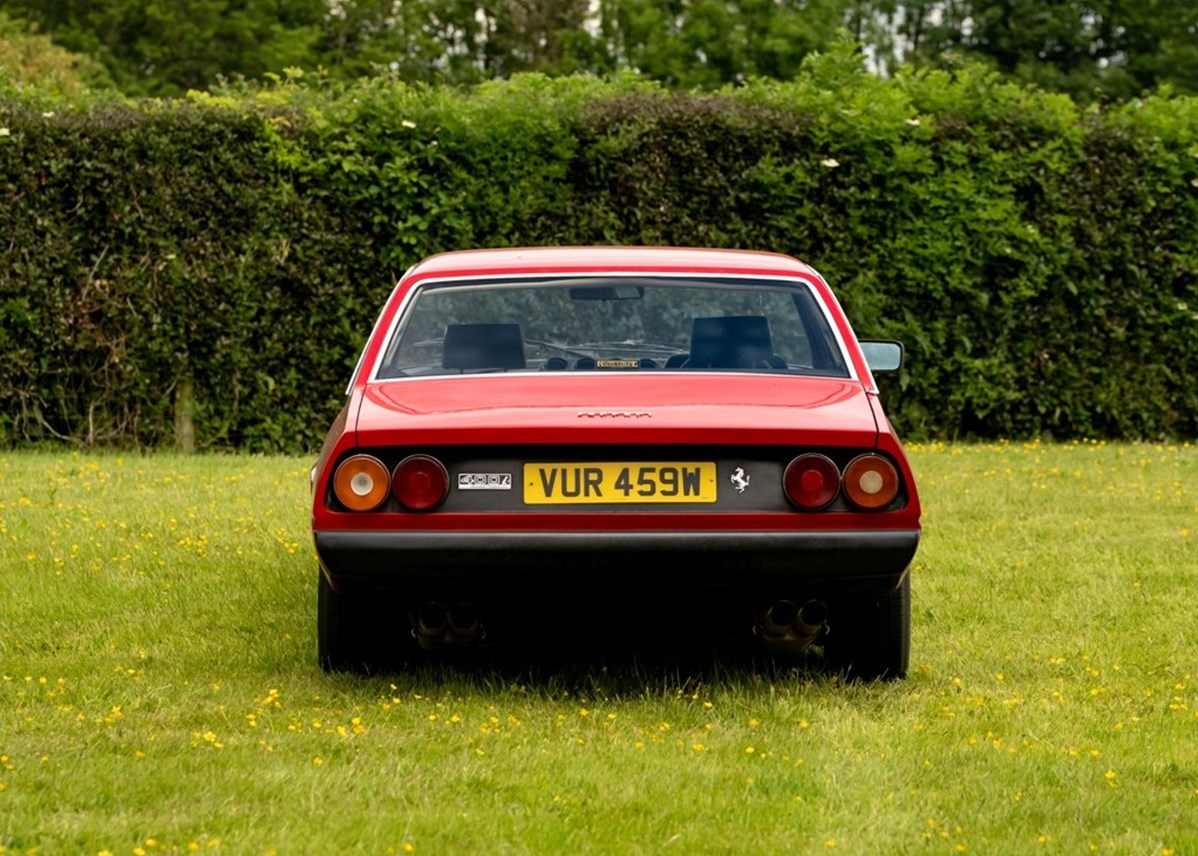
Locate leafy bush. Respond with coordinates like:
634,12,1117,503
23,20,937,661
0,13,111,97
2,58,1196,450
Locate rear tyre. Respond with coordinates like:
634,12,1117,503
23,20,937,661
824,575,910,681
317,570,372,674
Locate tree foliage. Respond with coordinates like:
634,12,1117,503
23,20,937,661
0,0,1195,99
0,12,110,95
0,0,326,95
888,0,1198,102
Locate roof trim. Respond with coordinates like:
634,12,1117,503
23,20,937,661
406,246,819,280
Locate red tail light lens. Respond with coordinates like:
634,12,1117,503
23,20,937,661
843,454,900,510
332,455,390,512
393,455,449,511
783,454,840,510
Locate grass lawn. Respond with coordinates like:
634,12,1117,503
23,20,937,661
1,441,1196,855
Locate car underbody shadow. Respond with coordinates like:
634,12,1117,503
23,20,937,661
354,598,835,689
321,577,910,684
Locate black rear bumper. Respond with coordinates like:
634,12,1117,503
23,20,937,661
314,528,920,596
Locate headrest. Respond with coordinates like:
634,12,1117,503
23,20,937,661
442,323,526,371
688,316,774,369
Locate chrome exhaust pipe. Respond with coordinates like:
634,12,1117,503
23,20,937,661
756,599,827,652
415,602,448,651
795,599,828,641
447,603,482,644
760,600,800,639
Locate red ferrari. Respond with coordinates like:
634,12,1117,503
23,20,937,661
311,247,921,679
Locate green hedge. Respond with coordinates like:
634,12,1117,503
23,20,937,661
2,57,1197,451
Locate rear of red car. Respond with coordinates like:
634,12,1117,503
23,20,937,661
311,248,921,678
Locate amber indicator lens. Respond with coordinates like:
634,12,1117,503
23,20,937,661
843,454,900,510
393,455,449,511
783,454,841,510
332,455,390,512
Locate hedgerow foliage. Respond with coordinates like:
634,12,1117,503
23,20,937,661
2,55,1197,450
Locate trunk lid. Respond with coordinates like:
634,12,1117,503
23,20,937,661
354,374,879,448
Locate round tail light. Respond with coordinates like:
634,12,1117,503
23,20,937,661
393,455,449,511
333,455,390,512
843,454,900,510
783,454,840,510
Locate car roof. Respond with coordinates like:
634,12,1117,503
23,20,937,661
406,246,821,280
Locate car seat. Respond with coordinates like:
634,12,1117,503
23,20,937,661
442,323,526,371
686,316,785,369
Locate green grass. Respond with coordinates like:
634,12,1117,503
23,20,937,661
1,442,1196,856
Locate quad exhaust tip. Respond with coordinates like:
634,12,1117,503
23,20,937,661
415,601,484,650
756,599,828,652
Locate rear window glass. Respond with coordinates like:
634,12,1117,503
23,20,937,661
375,276,850,379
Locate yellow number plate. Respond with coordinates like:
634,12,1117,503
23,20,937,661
523,462,718,505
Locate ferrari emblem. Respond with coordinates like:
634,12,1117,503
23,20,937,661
730,467,750,494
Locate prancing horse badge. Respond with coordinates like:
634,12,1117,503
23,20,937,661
730,467,750,494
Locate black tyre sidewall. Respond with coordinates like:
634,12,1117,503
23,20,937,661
825,575,911,681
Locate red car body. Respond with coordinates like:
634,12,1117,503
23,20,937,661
312,247,921,678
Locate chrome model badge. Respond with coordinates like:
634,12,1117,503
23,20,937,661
576,410,653,418
730,467,750,494
458,473,513,490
